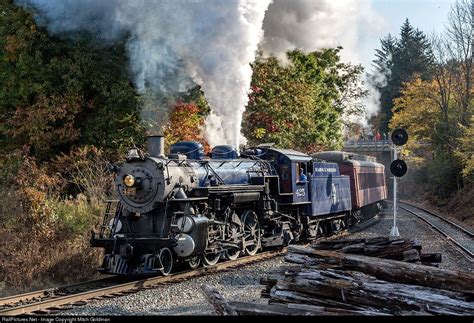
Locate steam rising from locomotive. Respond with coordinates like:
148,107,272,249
18,0,387,145
19,0,271,147
92,136,387,275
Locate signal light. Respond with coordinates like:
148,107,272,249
389,127,408,238
390,159,408,177
391,128,408,146
390,128,408,177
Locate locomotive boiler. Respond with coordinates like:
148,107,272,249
91,135,387,275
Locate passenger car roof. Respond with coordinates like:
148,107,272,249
312,151,377,163
264,148,313,162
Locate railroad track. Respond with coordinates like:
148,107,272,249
0,247,287,316
0,276,129,310
0,213,374,316
397,201,474,259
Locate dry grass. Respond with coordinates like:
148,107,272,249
0,228,102,297
401,181,474,231
0,148,112,297
0,190,104,297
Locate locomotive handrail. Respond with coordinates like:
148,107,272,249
208,185,265,193
169,197,209,202
203,162,225,185
177,160,189,167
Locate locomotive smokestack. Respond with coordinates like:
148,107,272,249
147,134,165,158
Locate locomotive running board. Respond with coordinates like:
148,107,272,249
208,185,265,192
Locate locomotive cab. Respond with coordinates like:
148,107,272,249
256,147,312,205
306,162,352,216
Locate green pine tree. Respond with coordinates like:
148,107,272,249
372,19,434,133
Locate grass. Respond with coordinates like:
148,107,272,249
0,193,105,297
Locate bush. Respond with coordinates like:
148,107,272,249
53,145,114,201
399,153,463,200
424,154,463,199
0,147,111,296
49,194,103,236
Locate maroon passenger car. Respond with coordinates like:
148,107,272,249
312,151,387,218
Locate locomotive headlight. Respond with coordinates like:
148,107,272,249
123,174,136,187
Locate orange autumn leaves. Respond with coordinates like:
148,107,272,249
164,101,211,154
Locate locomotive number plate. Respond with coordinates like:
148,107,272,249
122,187,136,196
296,188,306,197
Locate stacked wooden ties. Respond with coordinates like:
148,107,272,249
202,237,474,316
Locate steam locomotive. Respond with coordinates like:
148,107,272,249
91,135,387,275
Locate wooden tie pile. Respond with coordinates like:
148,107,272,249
201,237,474,316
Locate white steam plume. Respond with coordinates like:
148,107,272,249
19,0,271,147
262,0,387,124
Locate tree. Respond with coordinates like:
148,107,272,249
390,78,444,160
446,0,473,126
163,101,210,153
394,20,434,82
243,49,365,153
391,78,465,197
372,19,434,133
0,2,143,159
455,116,474,179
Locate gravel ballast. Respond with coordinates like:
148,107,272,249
61,205,473,316
62,257,290,316
349,205,473,272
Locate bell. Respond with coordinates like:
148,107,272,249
126,148,142,161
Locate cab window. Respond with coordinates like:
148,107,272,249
297,163,308,183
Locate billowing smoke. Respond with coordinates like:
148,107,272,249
362,65,390,126
20,0,387,147
262,0,387,125
19,0,271,147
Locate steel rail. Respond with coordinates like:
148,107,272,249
0,248,287,316
396,202,473,259
0,276,123,308
399,201,473,238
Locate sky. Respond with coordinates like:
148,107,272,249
360,0,455,70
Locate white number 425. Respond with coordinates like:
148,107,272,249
296,188,305,197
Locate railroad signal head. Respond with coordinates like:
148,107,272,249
391,128,408,146
390,159,408,177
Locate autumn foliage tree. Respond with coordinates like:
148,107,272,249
391,0,473,186
0,1,142,159
243,49,366,154
390,78,452,160
163,101,210,153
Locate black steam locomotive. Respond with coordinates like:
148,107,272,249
91,135,387,275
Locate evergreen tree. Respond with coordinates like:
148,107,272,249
372,19,434,133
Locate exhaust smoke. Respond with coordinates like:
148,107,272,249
19,0,271,147
261,0,387,125
19,0,387,144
